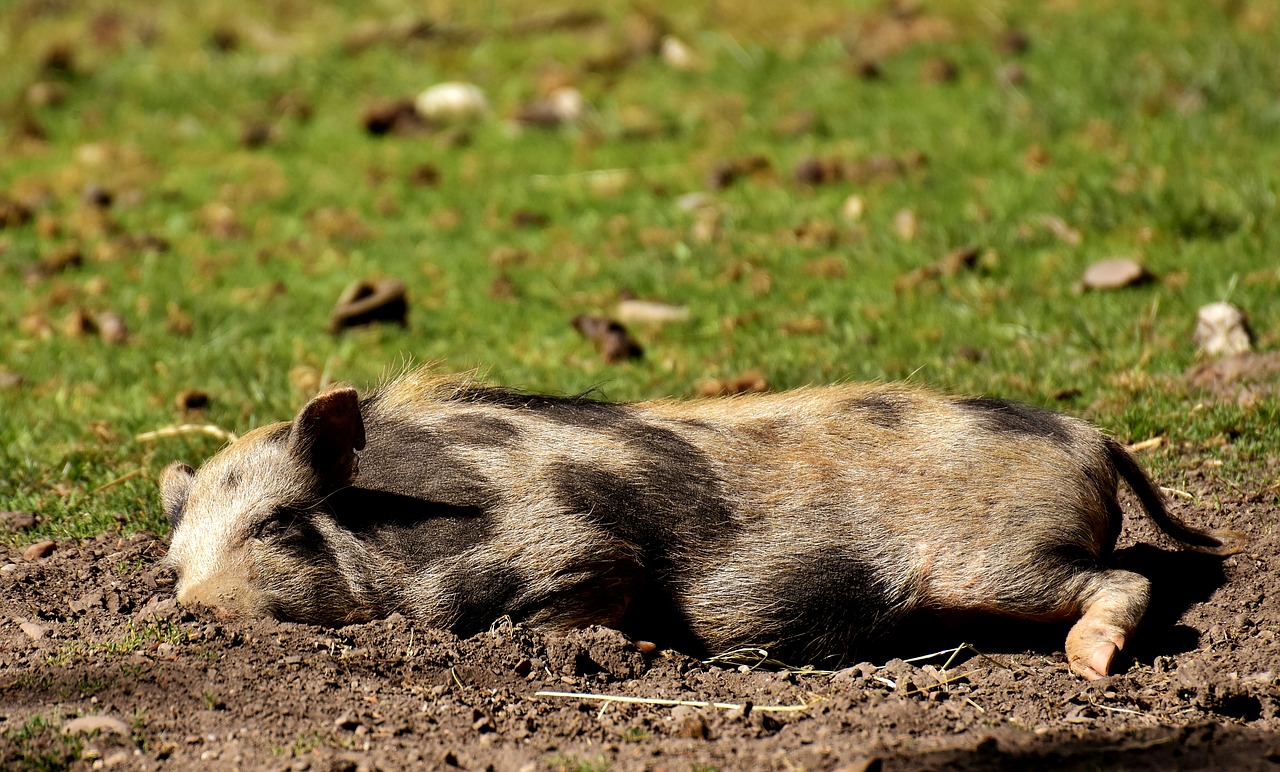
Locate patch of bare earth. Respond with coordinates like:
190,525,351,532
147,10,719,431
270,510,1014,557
1,483,1276,771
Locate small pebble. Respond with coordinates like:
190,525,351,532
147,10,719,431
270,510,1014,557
22,539,56,561
1082,258,1150,290
20,621,49,640
63,715,131,737
1194,302,1252,358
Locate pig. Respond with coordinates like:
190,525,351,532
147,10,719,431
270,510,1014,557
161,370,1248,680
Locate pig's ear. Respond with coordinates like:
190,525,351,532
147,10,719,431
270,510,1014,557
160,462,195,532
288,386,366,487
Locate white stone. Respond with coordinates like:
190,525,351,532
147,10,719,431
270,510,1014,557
1194,302,1252,358
414,82,488,123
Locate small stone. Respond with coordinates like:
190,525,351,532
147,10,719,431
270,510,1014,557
97,312,128,344
70,591,104,613
0,370,23,389
659,36,699,70
1082,258,1150,290
20,621,49,640
675,192,713,212
1194,302,1252,358
669,705,706,739
63,715,131,737
414,82,487,123
841,195,866,222
892,209,918,241
22,539,56,561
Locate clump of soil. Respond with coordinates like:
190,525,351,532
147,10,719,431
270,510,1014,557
1,483,1276,770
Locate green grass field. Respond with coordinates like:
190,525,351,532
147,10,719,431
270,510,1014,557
3,0,1278,542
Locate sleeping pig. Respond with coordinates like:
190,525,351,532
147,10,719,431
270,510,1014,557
161,370,1248,679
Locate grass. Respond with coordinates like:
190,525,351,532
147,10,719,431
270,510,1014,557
1,0,1278,543
0,714,83,771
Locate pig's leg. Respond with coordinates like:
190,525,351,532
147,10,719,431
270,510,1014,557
1063,569,1150,680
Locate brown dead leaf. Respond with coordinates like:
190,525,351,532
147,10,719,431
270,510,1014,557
175,389,210,413
430,209,461,230
510,209,549,229
308,207,376,241
165,303,194,336
362,99,430,137
920,56,958,84
848,6,955,62
202,202,242,239
487,246,530,267
61,309,96,338
706,155,772,190
408,163,441,187
996,29,1031,55
488,273,519,300
772,110,820,137
24,242,82,283
239,121,275,149
804,255,847,278
571,314,643,363
894,246,981,293
794,156,844,186
697,370,769,397
780,315,826,335
329,278,408,333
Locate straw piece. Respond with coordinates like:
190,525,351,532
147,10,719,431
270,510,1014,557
534,690,812,713
135,424,238,443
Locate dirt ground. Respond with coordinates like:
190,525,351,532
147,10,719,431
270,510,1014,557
2,478,1277,771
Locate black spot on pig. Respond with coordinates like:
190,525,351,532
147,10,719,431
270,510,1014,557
550,448,733,558
845,393,909,429
328,488,489,566
443,563,525,637
446,384,619,423
957,397,1072,443
439,413,522,447
766,546,907,665
357,420,500,508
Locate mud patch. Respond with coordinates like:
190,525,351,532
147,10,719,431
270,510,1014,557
1,483,1277,770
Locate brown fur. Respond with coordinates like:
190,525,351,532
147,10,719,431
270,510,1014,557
162,370,1249,678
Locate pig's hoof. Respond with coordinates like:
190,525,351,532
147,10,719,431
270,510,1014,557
1069,643,1115,680
1066,624,1125,680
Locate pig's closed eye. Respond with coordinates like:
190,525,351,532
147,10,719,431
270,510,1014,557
253,508,300,540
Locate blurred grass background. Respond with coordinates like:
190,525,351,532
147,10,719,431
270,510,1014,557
1,0,1277,540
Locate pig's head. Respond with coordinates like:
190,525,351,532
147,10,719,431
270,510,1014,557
162,387,373,625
